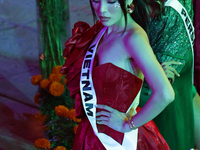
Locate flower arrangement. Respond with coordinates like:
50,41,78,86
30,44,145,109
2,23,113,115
49,74,62,82
49,82,65,96
32,65,79,149
34,138,51,149
35,0,73,149
40,79,51,89
31,75,43,85
55,105,69,118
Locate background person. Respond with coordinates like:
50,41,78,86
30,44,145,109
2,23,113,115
139,0,198,149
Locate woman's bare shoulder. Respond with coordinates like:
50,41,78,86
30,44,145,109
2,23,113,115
123,23,150,56
128,23,149,44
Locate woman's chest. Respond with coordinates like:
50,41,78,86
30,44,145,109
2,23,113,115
96,39,141,76
97,38,129,65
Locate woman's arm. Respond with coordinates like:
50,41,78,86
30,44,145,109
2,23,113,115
124,29,174,128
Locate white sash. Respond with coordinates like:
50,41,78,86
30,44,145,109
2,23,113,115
165,0,195,83
80,27,138,150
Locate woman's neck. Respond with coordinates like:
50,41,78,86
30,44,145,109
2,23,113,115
106,14,135,35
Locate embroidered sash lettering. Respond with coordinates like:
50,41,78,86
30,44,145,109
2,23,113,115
81,44,96,117
165,0,195,83
181,8,195,45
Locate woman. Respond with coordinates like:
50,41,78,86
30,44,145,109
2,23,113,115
61,0,174,149
139,0,198,149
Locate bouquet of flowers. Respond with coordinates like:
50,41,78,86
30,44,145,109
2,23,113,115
31,65,80,150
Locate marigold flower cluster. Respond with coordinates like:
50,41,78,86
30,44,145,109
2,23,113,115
34,93,41,104
49,73,62,82
48,66,66,96
34,138,51,149
54,146,67,150
55,105,69,118
40,79,51,89
52,65,64,75
55,106,81,123
31,65,67,96
67,109,81,123
34,113,47,122
32,66,77,148
31,75,43,85
49,82,65,96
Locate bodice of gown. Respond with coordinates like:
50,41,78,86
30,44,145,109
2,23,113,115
93,62,142,113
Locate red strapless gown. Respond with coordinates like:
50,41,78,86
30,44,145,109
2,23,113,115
61,21,170,150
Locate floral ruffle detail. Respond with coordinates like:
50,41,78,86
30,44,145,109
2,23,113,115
60,21,103,118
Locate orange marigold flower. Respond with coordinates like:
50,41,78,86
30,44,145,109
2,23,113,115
67,109,75,120
55,105,69,118
34,93,41,104
54,146,67,150
34,113,47,122
60,78,67,85
40,79,51,89
52,65,64,75
49,82,65,96
68,109,81,122
73,125,79,134
31,75,43,85
34,138,51,149
49,73,62,82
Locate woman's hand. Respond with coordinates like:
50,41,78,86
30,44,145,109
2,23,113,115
161,61,182,83
96,105,134,133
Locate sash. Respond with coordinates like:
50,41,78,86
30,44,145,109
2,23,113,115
165,0,195,83
80,27,138,150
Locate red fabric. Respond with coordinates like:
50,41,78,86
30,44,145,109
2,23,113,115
93,63,143,144
136,107,170,150
61,22,170,150
193,0,200,93
61,21,104,118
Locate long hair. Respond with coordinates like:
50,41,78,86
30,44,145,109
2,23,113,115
146,0,165,19
89,0,164,32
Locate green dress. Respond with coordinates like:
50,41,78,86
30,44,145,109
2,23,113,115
139,0,195,149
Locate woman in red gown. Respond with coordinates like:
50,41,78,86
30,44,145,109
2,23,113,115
61,0,174,149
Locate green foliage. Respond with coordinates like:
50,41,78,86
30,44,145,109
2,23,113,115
36,84,77,149
37,0,69,78
38,86,74,115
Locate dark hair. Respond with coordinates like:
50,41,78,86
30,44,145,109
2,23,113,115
145,0,165,18
89,0,164,32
